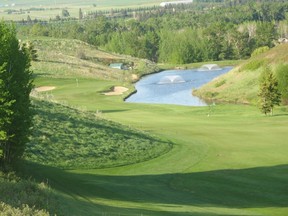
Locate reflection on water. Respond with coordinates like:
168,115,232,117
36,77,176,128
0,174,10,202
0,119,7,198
126,67,233,106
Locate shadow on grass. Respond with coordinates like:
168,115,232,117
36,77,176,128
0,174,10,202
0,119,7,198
20,162,288,215
273,114,288,117
103,109,131,113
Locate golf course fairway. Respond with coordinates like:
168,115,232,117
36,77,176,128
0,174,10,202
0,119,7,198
24,77,288,216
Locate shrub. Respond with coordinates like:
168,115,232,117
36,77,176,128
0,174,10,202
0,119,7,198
0,172,60,215
77,51,87,60
276,64,288,104
251,46,269,57
214,79,226,88
240,59,267,72
0,203,49,216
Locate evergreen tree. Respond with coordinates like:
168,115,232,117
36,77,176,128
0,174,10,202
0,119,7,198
0,22,33,169
27,41,38,61
258,67,281,116
79,8,83,20
62,9,70,17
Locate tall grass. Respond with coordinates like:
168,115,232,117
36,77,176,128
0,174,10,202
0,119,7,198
25,100,172,169
0,172,60,215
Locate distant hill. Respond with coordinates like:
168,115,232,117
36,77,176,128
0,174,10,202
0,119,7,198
29,37,158,81
194,43,288,105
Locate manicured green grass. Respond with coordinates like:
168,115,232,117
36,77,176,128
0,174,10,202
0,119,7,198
12,37,287,215
26,75,288,215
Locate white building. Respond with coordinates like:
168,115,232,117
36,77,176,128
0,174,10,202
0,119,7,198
160,0,193,7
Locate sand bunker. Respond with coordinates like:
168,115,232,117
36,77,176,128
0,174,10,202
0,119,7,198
35,86,56,92
104,86,128,96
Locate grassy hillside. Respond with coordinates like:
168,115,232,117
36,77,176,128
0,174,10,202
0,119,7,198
29,37,158,81
25,100,172,169
194,43,288,104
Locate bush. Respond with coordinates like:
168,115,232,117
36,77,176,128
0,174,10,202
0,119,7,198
276,64,288,104
251,46,269,57
214,79,226,88
0,172,60,215
204,91,219,99
0,203,49,216
77,51,87,60
240,59,267,72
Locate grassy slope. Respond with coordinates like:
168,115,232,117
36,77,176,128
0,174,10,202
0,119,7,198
26,100,172,169
194,43,288,104
30,37,157,81
13,38,288,215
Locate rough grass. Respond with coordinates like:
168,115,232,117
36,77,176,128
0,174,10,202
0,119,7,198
29,37,158,81
25,99,172,169
0,172,60,215
194,43,288,104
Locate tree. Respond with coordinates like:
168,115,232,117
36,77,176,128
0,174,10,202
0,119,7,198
276,64,288,104
26,41,38,61
27,15,32,24
258,67,281,116
62,9,70,17
79,8,83,20
0,22,33,169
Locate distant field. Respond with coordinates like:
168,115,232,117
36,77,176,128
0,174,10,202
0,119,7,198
1,0,163,7
0,0,164,21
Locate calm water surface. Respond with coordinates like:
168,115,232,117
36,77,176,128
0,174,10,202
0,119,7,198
126,67,233,106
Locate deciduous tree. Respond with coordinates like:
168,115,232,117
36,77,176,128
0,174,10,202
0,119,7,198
0,22,33,169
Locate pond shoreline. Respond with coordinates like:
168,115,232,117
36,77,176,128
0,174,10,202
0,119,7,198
125,66,233,106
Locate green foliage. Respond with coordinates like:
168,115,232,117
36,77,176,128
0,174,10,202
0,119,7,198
240,59,267,72
0,172,60,215
16,1,288,64
258,67,281,115
61,9,70,17
214,79,226,88
25,100,172,169
26,41,38,61
255,22,276,48
276,64,288,104
0,203,48,216
0,22,33,168
251,46,269,57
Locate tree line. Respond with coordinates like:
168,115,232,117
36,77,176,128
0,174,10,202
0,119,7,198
17,1,288,64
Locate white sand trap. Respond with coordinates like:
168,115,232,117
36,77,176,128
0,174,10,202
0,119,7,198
35,86,56,92
104,86,128,96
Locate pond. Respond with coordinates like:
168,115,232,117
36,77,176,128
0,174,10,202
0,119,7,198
125,66,233,106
